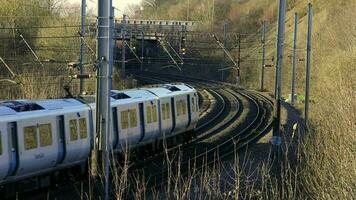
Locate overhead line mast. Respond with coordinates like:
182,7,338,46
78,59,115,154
79,0,86,94
94,0,113,199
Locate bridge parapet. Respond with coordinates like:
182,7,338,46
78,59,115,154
115,19,197,37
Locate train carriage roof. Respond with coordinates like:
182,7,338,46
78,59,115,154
0,99,85,116
145,84,196,98
0,84,197,116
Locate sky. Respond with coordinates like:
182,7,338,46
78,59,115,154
67,0,142,16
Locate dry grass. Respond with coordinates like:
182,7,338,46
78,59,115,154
296,1,356,199
90,137,304,200
106,1,356,200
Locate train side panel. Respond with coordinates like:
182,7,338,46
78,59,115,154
172,94,189,135
16,116,59,177
116,103,141,149
0,122,10,180
141,99,160,142
61,109,91,165
159,97,173,138
188,91,200,130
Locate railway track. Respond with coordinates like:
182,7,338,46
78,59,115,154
17,71,274,200
127,71,274,196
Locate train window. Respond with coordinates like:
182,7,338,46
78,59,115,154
129,109,137,128
121,111,129,129
182,101,187,115
24,126,37,150
177,101,182,116
161,104,166,120
0,131,2,155
146,106,152,123
166,103,171,119
176,100,186,116
69,119,78,141
79,118,87,139
192,97,196,112
39,124,52,147
196,98,199,111
152,105,158,122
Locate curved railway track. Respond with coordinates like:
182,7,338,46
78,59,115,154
127,71,274,195
16,71,274,200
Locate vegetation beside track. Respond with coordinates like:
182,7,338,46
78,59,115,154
137,0,356,199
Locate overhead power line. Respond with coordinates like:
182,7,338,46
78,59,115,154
0,25,95,30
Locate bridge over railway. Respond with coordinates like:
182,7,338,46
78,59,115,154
114,18,197,40
112,18,200,77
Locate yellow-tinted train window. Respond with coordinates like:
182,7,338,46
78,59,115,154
24,126,37,150
69,119,78,141
0,131,2,155
146,106,152,123
166,103,171,119
152,105,158,122
182,101,187,115
39,123,52,147
121,111,129,129
79,118,88,139
129,109,137,128
161,104,166,120
195,97,199,111
177,100,186,116
176,101,181,116
191,97,196,112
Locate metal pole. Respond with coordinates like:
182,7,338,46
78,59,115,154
141,31,144,71
272,0,286,153
121,14,126,78
260,20,267,91
291,13,298,105
222,21,227,81
305,3,313,132
187,0,190,21
110,7,115,79
211,0,215,31
79,0,86,94
179,25,183,54
96,0,112,198
237,33,241,85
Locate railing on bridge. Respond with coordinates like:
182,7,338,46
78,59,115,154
115,19,197,40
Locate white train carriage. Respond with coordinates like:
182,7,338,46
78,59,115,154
110,89,160,150
0,83,200,188
146,84,200,138
0,99,92,184
144,87,174,138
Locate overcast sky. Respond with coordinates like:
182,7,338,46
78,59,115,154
68,0,142,16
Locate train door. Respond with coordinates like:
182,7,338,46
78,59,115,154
7,122,18,177
139,103,145,142
17,117,58,176
56,115,66,165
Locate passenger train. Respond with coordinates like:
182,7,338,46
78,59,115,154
0,83,199,191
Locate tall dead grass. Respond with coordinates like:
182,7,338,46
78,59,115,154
297,1,356,199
